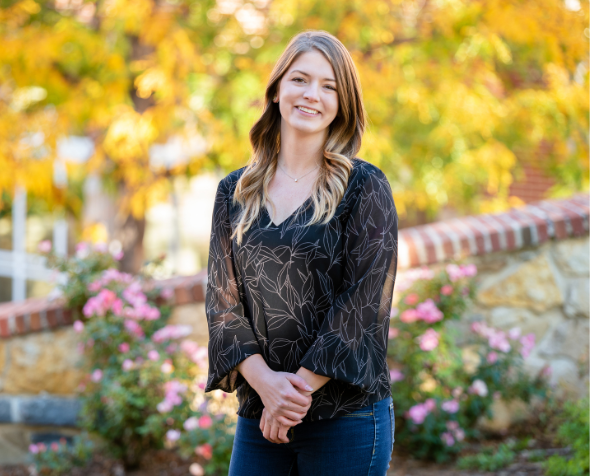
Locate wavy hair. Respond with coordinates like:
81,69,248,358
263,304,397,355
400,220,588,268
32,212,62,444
231,30,367,244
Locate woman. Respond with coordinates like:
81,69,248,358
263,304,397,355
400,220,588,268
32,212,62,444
205,30,398,476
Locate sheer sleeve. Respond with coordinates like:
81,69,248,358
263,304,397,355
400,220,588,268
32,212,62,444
298,169,398,393
205,178,262,394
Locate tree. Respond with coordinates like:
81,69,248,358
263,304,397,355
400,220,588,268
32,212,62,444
0,0,587,270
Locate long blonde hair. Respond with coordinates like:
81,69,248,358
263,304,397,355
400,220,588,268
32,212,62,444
231,30,367,244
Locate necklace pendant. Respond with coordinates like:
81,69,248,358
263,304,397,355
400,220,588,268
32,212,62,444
294,178,298,182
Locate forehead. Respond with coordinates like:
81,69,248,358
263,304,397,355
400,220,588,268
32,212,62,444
286,50,335,77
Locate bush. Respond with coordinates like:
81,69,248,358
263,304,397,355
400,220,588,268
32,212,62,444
543,397,589,476
387,263,550,463
40,242,236,475
28,434,94,476
456,442,516,472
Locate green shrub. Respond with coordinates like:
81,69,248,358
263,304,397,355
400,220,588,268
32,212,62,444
40,242,237,475
387,263,551,463
543,397,589,476
28,433,94,476
456,442,516,471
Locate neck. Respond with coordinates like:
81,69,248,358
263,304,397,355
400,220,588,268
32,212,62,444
277,121,326,174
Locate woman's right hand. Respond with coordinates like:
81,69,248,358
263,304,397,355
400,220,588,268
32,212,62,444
236,355,313,426
255,371,313,425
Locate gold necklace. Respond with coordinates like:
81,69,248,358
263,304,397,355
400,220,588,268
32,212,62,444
277,160,320,183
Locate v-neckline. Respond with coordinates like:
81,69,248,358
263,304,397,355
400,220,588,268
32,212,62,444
263,195,314,227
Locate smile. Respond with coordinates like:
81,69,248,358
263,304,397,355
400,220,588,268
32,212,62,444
296,106,320,115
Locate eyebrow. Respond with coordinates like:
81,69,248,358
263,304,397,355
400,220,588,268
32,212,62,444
290,70,336,82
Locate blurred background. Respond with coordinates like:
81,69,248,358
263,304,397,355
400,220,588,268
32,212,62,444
0,0,587,302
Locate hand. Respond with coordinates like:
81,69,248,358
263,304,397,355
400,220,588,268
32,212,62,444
256,371,313,426
235,355,314,426
260,408,291,444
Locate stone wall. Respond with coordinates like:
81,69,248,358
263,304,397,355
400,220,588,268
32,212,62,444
0,194,587,464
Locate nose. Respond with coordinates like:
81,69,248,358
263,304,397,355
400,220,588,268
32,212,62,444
302,81,320,102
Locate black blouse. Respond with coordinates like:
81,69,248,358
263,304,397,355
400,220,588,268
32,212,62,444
205,158,398,421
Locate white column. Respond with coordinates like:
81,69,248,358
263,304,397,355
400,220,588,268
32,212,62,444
12,187,26,302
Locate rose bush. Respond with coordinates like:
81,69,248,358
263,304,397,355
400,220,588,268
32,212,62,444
387,263,551,462
38,242,236,475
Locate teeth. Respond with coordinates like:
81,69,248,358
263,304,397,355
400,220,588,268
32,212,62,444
297,106,318,115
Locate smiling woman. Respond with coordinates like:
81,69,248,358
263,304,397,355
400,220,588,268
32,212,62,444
205,31,398,476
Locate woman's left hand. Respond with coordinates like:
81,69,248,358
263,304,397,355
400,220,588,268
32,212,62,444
260,408,292,444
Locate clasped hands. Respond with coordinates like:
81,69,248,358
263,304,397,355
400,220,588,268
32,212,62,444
257,371,313,445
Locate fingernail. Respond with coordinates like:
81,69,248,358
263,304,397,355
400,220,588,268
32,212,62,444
305,385,313,391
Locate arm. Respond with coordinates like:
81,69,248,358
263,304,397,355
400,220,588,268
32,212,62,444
297,169,398,392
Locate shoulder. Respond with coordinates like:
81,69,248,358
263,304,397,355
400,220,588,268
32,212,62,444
216,165,248,196
348,158,391,194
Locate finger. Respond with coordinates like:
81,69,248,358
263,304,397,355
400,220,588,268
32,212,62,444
260,410,266,433
280,398,311,412
275,409,307,422
270,420,282,444
283,390,313,408
278,425,290,444
285,374,313,393
263,418,272,442
277,415,303,427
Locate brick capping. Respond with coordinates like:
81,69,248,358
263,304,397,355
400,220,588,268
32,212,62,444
0,194,587,339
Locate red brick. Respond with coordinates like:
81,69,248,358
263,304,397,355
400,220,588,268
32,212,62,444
0,318,10,338
30,312,42,331
15,315,27,334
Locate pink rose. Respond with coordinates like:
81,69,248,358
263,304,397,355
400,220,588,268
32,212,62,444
415,299,443,323
91,369,103,382
198,415,213,429
441,432,455,446
122,359,134,371
468,379,488,397
405,293,419,305
389,369,404,383
508,327,521,340
148,350,160,361
118,342,130,353
389,307,398,318
417,328,440,351
424,398,436,412
183,417,199,431
38,240,52,253
406,403,430,424
400,309,419,323
73,320,84,333
195,443,213,459
29,444,39,454
441,284,453,296
388,327,399,339
487,351,498,364
166,429,181,442
519,333,536,359
441,399,459,413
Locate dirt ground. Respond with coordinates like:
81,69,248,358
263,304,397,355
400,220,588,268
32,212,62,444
0,441,568,476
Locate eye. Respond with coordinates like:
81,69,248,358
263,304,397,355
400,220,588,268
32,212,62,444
292,77,305,83
325,85,337,91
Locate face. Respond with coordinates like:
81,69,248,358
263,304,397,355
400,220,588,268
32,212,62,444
275,49,339,138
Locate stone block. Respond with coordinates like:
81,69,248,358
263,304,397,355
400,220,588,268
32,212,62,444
545,357,584,396
20,396,81,426
564,278,589,319
0,397,11,423
535,319,589,361
477,253,564,312
0,425,29,465
552,237,590,276
3,327,84,394
169,303,208,346
476,398,531,433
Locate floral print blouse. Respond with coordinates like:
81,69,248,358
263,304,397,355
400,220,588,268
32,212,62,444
205,158,398,421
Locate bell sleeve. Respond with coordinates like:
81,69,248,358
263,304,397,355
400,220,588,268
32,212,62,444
205,178,262,394
298,169,398,393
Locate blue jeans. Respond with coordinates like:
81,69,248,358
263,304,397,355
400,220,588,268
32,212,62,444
228,396,395,476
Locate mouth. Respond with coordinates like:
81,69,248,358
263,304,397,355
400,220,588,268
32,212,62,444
295,106,320,116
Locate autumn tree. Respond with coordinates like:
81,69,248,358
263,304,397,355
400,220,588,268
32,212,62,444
0,0,587,271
